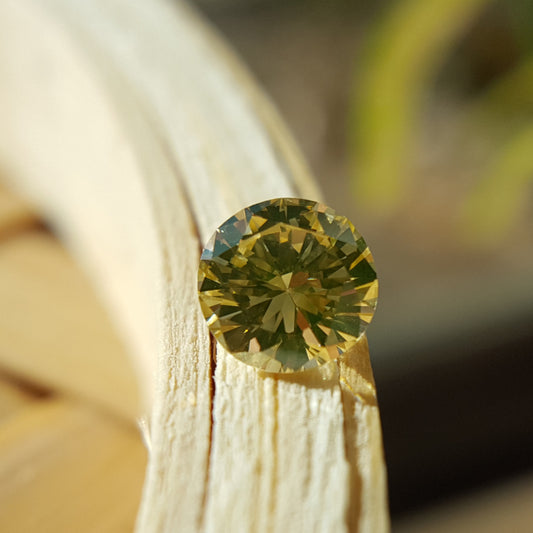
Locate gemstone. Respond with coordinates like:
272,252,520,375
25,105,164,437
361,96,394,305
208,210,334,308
197,198,378,373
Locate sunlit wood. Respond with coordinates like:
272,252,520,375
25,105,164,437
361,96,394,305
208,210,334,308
0,1,388,531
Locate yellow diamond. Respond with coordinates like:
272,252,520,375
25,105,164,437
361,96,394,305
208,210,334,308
198,198,378,373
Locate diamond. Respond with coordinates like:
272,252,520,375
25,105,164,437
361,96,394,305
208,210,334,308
198,198,378,373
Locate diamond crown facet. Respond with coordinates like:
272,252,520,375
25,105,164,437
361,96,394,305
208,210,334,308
198,198,378,373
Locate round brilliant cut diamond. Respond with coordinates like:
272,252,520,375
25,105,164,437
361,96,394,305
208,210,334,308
198,198,378,373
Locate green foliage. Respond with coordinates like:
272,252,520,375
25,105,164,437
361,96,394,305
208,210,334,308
349,0,490,210
466,57,533,127
349,0,533,245
460,124,533,242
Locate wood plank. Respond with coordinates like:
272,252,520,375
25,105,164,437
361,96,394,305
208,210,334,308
0,231,140,421
0,377,40,423
0,398,145,533
0,185,38,239
0,1,389,531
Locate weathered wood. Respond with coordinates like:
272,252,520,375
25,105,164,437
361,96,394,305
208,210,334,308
0,0,388,531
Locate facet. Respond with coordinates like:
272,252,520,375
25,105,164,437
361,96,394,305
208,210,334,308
198,198,378,373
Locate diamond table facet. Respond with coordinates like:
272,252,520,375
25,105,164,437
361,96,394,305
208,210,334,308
198,198,378,373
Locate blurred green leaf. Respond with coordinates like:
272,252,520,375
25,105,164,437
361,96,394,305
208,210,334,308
466,56,533,128
459,123,533,244
349,0,492,211
507,0,533,52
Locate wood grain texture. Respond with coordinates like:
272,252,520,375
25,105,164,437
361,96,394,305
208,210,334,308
0,0,388,531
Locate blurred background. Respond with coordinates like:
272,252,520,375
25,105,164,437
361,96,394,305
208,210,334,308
195,0,533,530
0,0,532,531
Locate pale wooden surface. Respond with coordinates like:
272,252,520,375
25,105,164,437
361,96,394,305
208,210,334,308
0,1,388,532
0,187,146,532
0,399,145,533
0,187,38,240
0,231,140,421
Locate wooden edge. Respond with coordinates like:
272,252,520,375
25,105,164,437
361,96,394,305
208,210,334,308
0,0,389,531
